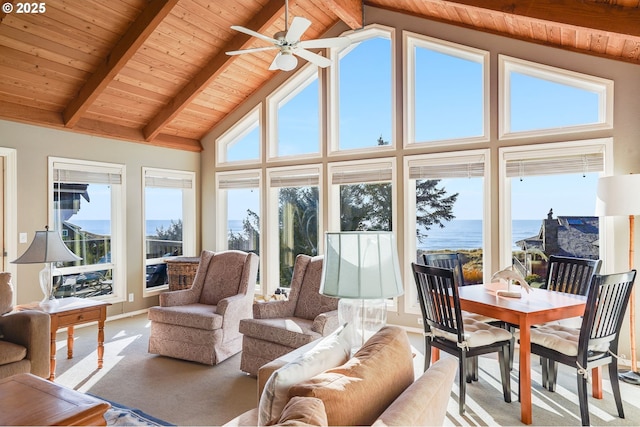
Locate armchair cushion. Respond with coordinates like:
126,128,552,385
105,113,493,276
241,318,318,349
0,341,27,365
148,304,221,330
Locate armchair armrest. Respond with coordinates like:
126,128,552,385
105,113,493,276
218,293,254,340
159,288,199,307
311,309,339,335
252,299,295,319
0,310,50,378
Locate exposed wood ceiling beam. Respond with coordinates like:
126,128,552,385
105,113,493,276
143,0,286,142
324,0,363,29
62,0,180,128
442,0,640,37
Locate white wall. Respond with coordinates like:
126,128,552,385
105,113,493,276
0,119,200,315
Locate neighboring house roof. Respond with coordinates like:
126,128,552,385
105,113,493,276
516,216,599,259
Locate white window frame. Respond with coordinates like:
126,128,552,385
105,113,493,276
498,138,613,270
404,31,490,148
328,24,396,156
215,169,263,293
216,105,262,166
403,149,491,315
499,55,614,140
142,167,196,297
267,64,322,162
266,165,323,295
48,157,126,303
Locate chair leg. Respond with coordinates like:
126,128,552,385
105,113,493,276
548,361,558,392
577,369,590,426
424,337,432,372
541,357,549,389
498,345,512,403
459,354,467,414
609,360,625,419
472,356,479,381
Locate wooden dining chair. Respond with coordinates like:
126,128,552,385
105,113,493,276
538,255,602,387
524,270,636,426
412,262,513,414
423,252,507,380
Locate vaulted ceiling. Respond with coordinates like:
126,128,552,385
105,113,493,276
1,0,639,152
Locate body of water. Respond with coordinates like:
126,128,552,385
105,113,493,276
69,219,177,236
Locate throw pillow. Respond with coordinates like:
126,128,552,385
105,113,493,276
268,397,327,426
0,272,13,315
258,324,351,426
287,325,415,426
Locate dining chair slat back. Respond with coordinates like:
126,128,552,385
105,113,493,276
422,253,466,287
528,269,636,426
544,255,602,295
412,262,512,415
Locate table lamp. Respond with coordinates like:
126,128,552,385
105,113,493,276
597,174,640,385
320,231,404,353
12,226,82,306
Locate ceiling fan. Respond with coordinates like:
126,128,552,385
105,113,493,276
226,0,351,71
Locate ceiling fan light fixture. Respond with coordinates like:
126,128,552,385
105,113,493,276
276,52,298,71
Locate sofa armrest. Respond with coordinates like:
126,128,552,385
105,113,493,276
311,310,339,335
253,299,295,319
0,310,51,378
373,357,457,426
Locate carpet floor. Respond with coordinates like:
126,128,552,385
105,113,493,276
53,313,640,426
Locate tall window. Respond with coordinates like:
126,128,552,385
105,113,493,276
268,66,321,159
404,150,489,314
499,55,613,139
49,158,125,301
329,25,394,154
499,139,611,283
143,168,196,292
216,106,261,165
216,170,262,286
404,32,488,146
266,166,321,292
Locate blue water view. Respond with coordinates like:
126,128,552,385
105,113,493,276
69,220,177,237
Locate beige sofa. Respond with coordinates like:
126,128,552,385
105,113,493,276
226,325,457,426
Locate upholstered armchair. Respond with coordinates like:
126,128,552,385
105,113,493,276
0,310,51,380
148,250,259,365
239,254,340,376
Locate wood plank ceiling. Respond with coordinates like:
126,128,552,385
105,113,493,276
0,0,638,152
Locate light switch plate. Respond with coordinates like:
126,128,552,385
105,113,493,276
19,232,27,243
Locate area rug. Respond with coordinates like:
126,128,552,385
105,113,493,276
91,395,175,426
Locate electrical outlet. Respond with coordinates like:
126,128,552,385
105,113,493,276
417,318,423,325
19,232,27,243
128,293,134,302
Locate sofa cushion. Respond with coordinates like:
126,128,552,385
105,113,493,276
287,325,414,426
0,340,27,365
269,397,327,426
0,272,13,315
147,304,222,330
258,324,350,426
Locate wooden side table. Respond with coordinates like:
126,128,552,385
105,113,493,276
16,297,111,380
0,373,110,425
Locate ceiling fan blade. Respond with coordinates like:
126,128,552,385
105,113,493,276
286,16,311,43
294,48,332,68
298,36,352,49
268,53,281,70
226,46,279,56
230,25,277,44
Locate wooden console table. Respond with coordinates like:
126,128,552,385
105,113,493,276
16,297,111,380
0,373,110,425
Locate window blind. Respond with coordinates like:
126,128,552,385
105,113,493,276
505,152,604,178
331,161,394,185
408,154,485,179
270,167,320,188
145,175,193,189
217,172,260,189
53,166,122,185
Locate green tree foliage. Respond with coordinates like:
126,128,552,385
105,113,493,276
155,219,183,241
228,210,260,253
415,180,458,243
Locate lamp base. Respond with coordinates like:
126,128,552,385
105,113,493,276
338,298,387,355
619,370,640,386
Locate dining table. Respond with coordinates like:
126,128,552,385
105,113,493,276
451,284,595,425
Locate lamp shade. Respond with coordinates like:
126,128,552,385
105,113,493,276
320,231,404,299
596,175,640,216
12,227,82,264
